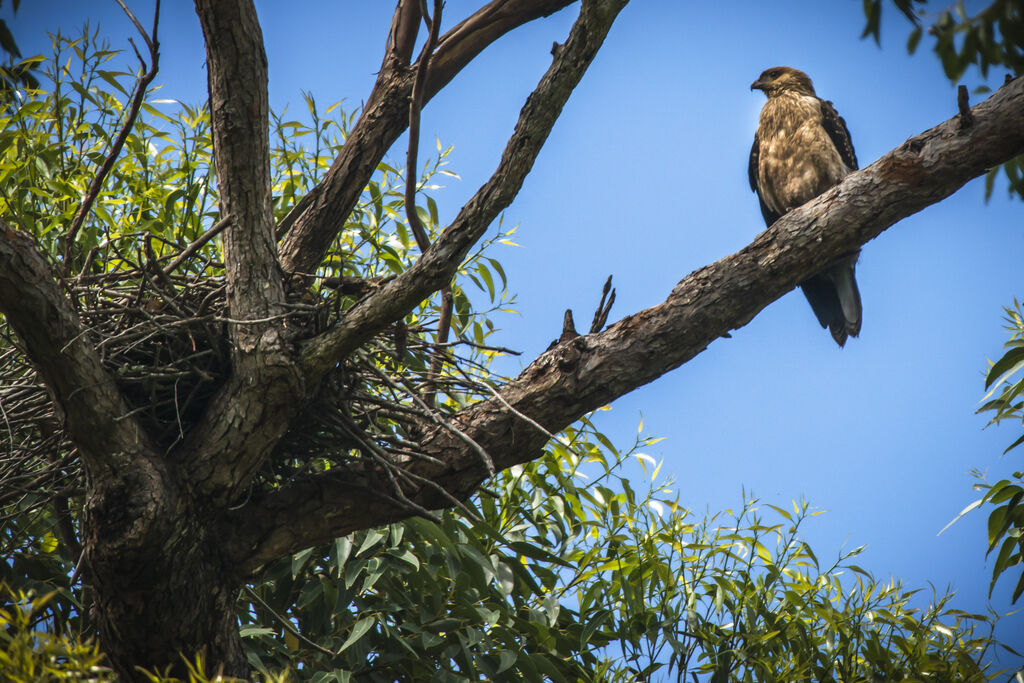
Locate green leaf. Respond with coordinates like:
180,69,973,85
238,626,275,638
907,25,923,54
291,548,313,578
991,535,1019,586
426,195,439,229
986,346,1024,389
334,536,352,573
477,263,496,301
495,649,517,674
1014,567,1024,603
95,69,129,96
356,528,386,557
337,616,375,654
1003,433,1024,455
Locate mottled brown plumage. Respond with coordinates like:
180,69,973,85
749,66,862,346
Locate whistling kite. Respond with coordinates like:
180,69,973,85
749,66,862,346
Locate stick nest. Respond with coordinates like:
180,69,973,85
0,252,499,520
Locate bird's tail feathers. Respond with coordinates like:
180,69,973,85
829,254,862,342
799,252,862,348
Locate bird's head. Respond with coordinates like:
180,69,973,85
750,67,816,97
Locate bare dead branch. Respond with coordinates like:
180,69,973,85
400,0,456,406
958,84,974,128
590,275,615,333
61,0,161,274
113,0,156,54
558,309,578,344
405,0,443,253
423,286,453,405
161,214,232,277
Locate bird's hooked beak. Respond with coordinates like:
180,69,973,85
750,77,768,92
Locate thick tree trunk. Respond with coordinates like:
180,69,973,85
85,473,248,680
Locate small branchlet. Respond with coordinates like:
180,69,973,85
957,84,974,129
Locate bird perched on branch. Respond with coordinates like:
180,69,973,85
749,66,862,346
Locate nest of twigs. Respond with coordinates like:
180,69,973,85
0,244,497,520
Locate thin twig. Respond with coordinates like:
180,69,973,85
359,352,495,476
405,0,443,252
161,214,232,277
957,84,974,129
243,587,337,657
402,1,456,406
449,362,556,443
213,312,299,325
62,0,162,274
113,0,155,54
424,286,452,405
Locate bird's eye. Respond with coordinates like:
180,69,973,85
768,70,780,79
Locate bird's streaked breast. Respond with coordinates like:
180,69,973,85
756,92,851,216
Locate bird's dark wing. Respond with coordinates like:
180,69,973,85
749,135,781,227
819,99,858,171
748,135,760,193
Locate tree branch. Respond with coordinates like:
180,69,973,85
61,0,161,274
186,0,303,504
0,221,156,479
386,0,423,65
403,0,453,405
277,0,576,282
299,0,629,382
230,74,1024,571
405,0,443,253
160,213,232,278
193,0,283,341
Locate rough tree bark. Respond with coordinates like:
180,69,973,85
0,0,1022,678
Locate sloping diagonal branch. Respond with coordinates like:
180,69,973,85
298,0,631,381
0,222,156,479
277,0,575,280
229,75,1024,572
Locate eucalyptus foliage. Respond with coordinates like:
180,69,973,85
974,302,1024,605
862,0,1024,202
233,416,1008,682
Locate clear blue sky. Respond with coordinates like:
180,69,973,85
10,0,1023,659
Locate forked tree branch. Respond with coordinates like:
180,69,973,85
230,75,1024,570
180,0,581,506
277,0,575,282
